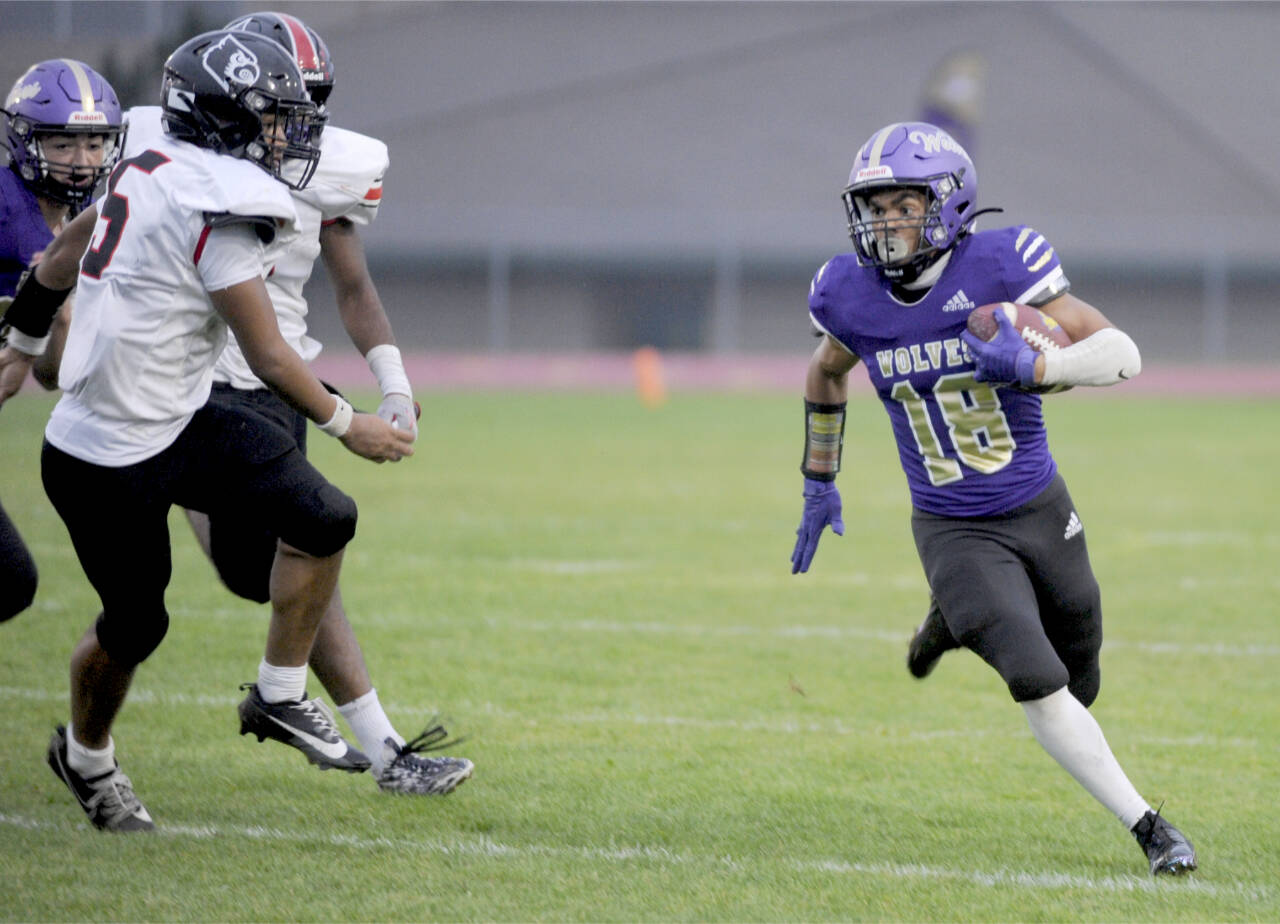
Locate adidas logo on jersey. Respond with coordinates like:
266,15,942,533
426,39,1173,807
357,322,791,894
1064,510,1083,540
942,289,976,313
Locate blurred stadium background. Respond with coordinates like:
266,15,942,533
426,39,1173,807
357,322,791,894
3,1,1277,373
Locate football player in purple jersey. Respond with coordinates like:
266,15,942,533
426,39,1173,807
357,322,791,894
792,121,1196,876
0,59,124,623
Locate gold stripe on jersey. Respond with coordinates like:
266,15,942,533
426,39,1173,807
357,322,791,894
1027,249,1055,273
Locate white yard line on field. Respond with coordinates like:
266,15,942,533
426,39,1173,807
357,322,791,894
0,811,1267,901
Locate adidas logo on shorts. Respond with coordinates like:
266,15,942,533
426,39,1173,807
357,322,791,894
1064,510,1083,540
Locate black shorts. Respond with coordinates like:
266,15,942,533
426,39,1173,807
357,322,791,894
911,474,1104,703
41,400,355,625
0,497,38,621
202,384,311,603
206,382,308,455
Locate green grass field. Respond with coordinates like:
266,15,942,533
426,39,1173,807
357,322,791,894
1,385,1277,922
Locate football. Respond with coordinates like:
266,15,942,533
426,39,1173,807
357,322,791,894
966,302,1072,351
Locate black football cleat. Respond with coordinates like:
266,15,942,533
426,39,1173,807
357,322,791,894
237,683,371,773
906,599,960,679
374,720,473,795
1131,809,1197,876
47,725,154,832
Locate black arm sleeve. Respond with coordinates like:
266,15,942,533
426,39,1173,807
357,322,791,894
1,269,73,339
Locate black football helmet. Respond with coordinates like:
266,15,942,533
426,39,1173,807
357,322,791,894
223,12,334,107
159,30,321,189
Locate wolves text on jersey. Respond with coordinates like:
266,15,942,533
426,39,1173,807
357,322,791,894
874,336,971,380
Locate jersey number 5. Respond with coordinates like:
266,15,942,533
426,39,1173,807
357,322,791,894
81,150,172,279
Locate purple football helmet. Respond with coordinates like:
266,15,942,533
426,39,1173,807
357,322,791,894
3,58,125,206
842,121,978,282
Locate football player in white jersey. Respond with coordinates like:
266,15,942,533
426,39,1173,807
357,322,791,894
155,10,468,795
13,30,413,832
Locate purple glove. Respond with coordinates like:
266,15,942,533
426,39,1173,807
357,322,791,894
791,477,845,574
960,311,1039,387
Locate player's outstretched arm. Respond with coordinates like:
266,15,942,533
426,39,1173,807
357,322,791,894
320,218,418,438
210,276,413,463
32,301,72,390
33,204,98,290
792,335,857,574
0,347,35,407
0,205,98,373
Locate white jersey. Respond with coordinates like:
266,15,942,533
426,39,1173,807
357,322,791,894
214,125,388,389
45,127,298,466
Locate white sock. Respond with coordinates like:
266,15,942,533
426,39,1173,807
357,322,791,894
256,659,308,704
1021,687,1150,829
66,723,115,778
337,688,402,773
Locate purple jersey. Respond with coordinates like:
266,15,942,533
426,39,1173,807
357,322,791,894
809,225,1069,517
0,166,54,298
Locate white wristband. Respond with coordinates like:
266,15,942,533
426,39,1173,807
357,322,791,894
1040,327,1142,387
4,327,50,356
365,343,412,398
317,394,354,438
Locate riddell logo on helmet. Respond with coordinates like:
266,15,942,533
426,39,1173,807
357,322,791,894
856,165,893,183
68,111,109,125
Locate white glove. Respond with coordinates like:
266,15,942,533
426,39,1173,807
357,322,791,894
377,392,419,440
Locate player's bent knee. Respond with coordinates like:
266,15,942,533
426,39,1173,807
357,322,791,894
0,562,37,622
283,484,357,558
1067,662,1101,708
214,559,272,604
95,607,170,665
208,520,276,604
1005,663,1071,703
1059,614,1103,707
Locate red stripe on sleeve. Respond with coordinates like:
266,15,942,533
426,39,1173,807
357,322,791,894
193,224,212,265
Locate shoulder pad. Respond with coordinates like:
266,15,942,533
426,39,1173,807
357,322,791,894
155,139,296,227
300,126,389,225
203,212,278,244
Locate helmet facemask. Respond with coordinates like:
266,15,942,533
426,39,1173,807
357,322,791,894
9,121,124,206
843,171,968,284
242,89,321,190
